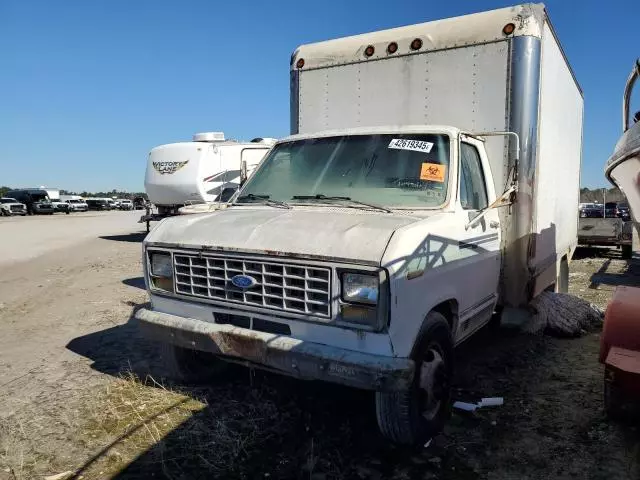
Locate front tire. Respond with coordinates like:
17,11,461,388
375,311,453,445
161,343,227,384
622,244,633,260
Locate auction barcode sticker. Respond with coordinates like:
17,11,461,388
388,138,434,153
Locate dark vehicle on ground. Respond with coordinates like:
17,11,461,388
0,198,27,216
5,189,54,215
579,202,619,218
86,198,111,211
579,203,603,218
616,202,631,221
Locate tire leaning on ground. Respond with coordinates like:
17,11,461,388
375,311,454,445
622,244,633,260
161,343,228,384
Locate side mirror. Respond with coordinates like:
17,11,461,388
464,184,517,231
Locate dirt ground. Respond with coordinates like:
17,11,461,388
0,214,639,479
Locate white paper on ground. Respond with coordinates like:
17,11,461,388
452,401,478,412
478,397,504,408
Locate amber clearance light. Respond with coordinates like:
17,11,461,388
296,58,305,69
387,42,398,54
364,45,375,57
410,38,423,51
503,23,516,36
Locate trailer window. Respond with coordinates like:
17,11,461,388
459,143,488,210
238,133,450,208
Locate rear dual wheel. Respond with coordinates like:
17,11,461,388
376,311,453,445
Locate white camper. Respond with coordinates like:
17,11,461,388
141,132,275,231
144,132,275,211
136,4,583,444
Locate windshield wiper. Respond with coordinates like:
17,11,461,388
235,193,290,209
291,194,391,213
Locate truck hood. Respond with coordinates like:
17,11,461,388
146,207,422,265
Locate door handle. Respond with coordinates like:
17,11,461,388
489,221,499,229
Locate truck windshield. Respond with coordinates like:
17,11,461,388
236,133,450,208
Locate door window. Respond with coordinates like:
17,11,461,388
459,143,488,210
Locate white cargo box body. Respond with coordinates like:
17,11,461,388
291,3,583,306
145,141,272,207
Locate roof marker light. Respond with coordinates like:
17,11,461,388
503,23,516,35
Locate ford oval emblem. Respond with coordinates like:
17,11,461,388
231,274,257,289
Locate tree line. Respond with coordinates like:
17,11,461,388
579,187,625,203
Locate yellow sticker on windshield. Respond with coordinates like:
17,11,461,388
420,163,446,182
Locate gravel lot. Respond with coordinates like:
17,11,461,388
0,210,142,267
0,213,638,479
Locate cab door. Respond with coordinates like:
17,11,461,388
455,138,501,341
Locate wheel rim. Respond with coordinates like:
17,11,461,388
418,344,448,421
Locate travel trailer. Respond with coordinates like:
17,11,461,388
141,132,275,231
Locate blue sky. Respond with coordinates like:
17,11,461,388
1,0,639,192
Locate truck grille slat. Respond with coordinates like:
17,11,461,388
173,253,331,317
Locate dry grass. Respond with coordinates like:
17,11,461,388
1,407,67,480
1,367,348,480
70,371,290,478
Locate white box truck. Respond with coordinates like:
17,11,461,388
141,132,276,231
136,3,583,444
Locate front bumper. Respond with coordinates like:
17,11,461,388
136,308,414,391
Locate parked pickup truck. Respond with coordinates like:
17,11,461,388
136,3,583,445
578,213,634,259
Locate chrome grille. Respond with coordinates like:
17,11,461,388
173,253,331,317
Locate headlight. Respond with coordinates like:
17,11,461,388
151,253,173,277
149,252,173,292
341,273,379,305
